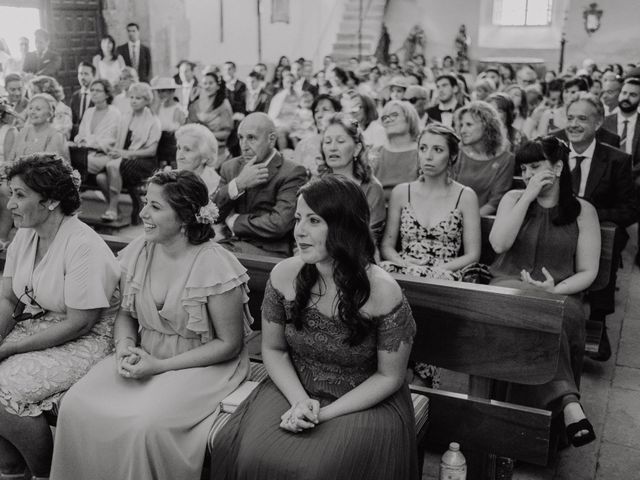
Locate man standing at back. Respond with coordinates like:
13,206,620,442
565,93,636,360
213,112,307,257
23,29,61,77
68,61,95,138
116,23,152,83
426,74,461,127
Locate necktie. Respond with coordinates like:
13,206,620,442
620,119,629,152
131,44,138,71
80,91,88,119
571,156,586,196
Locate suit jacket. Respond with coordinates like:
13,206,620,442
226,79,248,115
213,151,308,256
116,43,152,82
425,104,460,124
552,128,621,149
575,141,637,228
68,89,94,140
246,89,272,114
603,113,640,173
22,49,62,76
296,79,318,98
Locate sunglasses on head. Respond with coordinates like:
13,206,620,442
13,286,46,322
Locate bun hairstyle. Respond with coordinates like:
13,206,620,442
417,123,461,165
6,153,81,215
148,170,215,245
321,112,371,183
516,136,581,225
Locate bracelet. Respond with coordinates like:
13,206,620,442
114,336,136,348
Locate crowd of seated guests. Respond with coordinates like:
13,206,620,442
2,30,640,478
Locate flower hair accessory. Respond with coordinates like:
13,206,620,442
70,169,82,190
196,201,219,225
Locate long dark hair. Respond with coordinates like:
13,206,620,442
516,136,581,225
99,35,117,61
203,71,227,110
291,175,376,346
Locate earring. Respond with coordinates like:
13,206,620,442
48,205,55,211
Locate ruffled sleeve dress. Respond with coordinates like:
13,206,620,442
51,237,252,480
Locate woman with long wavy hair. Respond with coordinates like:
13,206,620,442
453,101,515,215
209,175,419,480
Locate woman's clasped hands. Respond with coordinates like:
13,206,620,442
117,344,162,379
280,399,320,433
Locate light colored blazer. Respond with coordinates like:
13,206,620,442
116,106,161,152
74,105,122,152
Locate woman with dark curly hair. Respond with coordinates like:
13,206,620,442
51,170,252,480
0,153,120,479
489,136,600,448
453,101,515,215
319,113,386,242
209,175,418,480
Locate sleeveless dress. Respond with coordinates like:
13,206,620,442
381,184,466,281
490,200,585,411
51,237,252,480
208,280,419,480
0,216,120,417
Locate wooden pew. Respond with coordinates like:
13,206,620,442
479,216,616,354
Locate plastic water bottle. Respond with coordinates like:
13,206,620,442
439,442,467,480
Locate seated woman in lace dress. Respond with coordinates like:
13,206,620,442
318,113,385,243
0,154,120,480
380,123,481,281
51,170,252,480
209,175,418,480
489,136,600,448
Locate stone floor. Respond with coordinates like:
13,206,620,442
422,227,640,480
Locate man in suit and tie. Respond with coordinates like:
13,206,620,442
426,74,461,128
68,62,96,139
116,23,152,83
603,77,640,266
22,29,61,77
173,60,198,114
294,61,318,98
223,61,248,121
565,92,636,361
213,113,308,257
3,73,28,127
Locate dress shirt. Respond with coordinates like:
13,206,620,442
79,87,90,119
128,41,140,70
569,139,596,197
618,113,637,155
225,150,277,233
438,101,457,127
178,79,195,113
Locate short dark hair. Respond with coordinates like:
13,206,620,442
436,74,459,89
224,61,236,69
623,77,640,88
248,71,264,82
78,61,96,76
126,22,140,30
311,94,341,127
34,29,49,41
564,76,589,92
547,78,565,93
148,170,215,245
6,154,81,215
90,78,114,104
3,73,22,85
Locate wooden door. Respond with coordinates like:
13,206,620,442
44,0,104,98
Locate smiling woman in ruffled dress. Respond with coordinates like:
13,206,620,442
51,170,252,480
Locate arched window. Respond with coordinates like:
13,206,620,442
493,0,553,26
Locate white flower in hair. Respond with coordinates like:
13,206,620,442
196,201,219,225
70,169,82,189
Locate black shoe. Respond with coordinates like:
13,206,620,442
635,252,640,268
566,418,596,447
590,327,612,362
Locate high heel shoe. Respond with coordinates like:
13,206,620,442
0,472,25,479
566,418,596,447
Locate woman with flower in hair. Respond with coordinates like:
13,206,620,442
0,154,120,479
51,170,252,480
